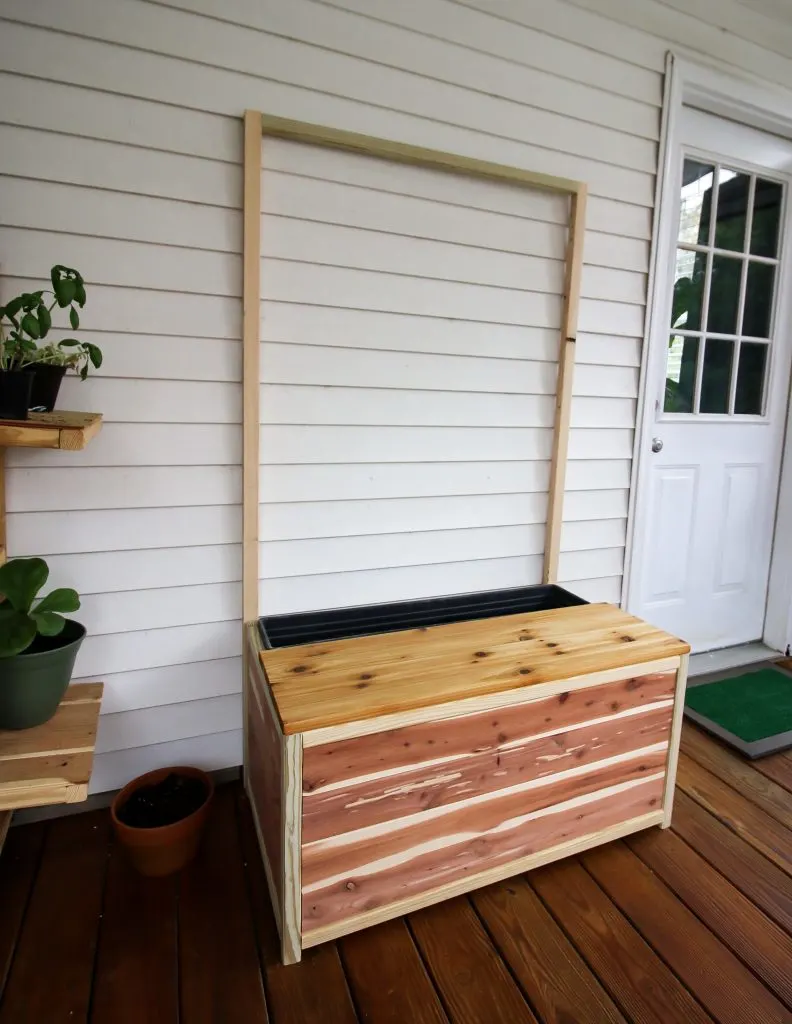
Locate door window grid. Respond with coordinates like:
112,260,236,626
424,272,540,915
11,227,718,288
665,159,782,416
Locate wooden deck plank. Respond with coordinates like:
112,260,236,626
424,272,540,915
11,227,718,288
409,897,539,1024
179,786,268,1024
472,877,627,1024
582,841,790,1023
671,789,792,933
90,837,179,1024
751,750,792,793
341,918,449,1024
0,810,110,1024
236,789,357,1024
530,858,714,1024
676,753,792,875
681,727,792,828
0,821,45,999
627,826,792,1009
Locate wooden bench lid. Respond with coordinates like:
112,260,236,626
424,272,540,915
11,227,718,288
259,603,689,735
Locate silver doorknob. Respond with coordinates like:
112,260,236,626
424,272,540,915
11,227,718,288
651,437,664,453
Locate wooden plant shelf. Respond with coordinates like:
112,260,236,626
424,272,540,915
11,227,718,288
0,411,102,450
0,682,104,846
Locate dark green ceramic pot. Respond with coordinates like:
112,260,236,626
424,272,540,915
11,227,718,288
0,620,86,730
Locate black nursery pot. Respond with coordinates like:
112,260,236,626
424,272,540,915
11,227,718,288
0,370,34,421
29,364,67,413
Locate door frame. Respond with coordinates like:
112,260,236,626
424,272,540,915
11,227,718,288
624,54,792,652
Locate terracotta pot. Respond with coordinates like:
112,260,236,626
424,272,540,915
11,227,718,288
110,766,214,877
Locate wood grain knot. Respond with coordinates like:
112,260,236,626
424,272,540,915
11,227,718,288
518,634,533,641
624,678,642,691
355,682,369,689
359,673,374,680
291,665,308,674
620,634,636,643
473,650,490,658
518,667,533,676
546,641,559,648
345,881,357,891
558,692,570,704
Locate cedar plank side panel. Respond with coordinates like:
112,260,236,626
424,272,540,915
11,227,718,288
302,774,664,934
303,690,673,842
303,671,675,789
246,652,284,905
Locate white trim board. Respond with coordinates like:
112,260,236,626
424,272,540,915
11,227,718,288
624,53,792,655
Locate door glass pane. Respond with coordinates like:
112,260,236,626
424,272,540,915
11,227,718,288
671,249,706,331
742,262,775,338
707,255,742,334
664,334,698,413
700,339,734,413
678,160,714,245
735,342,768,414
751,179,783,257
714,170,750,251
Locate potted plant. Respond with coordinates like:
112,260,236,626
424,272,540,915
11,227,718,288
0,265,102,417
111,766,214,876
0,557,84,730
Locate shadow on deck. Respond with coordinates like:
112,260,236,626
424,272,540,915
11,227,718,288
1,722,791,1023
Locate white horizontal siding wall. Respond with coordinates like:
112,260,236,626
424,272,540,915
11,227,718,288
0,0,787,790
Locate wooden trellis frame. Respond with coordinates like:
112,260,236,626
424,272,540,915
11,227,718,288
241,109,587,625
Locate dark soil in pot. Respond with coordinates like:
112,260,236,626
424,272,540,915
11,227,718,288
0,618,86,730
29,364,67,412
117,772,209,828
0,370,34,421
111,765,214,877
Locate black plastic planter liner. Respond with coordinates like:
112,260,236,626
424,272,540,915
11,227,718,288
259,584,587,649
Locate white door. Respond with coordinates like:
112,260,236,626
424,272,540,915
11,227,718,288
630,108,792,653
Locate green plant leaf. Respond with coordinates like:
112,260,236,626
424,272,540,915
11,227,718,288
0,558,49,613
68,306,79,330
85,343,102,369
30,610,67,637
37,304,52,337
20,313,41,339
54,278,76,308
0,610,37,657
2,296,24,319
74,280,86,307
35,587,80,615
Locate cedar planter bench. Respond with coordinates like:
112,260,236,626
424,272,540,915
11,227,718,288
244,588,689,964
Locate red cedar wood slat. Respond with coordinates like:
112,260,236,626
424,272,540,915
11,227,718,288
681,726,792,829
676,753,792,875
303,775,664,933
0,821,46,998
303,671,676,789
247,676,283,895
582,841,790,1024
235,789,358,1024
179,786,268,1024
530,858,715,1024
0,810,111,1024
670,788,792,933
410,897,539,1024
627,826,792,1008
471,878,627,1024
304,705,671,843
90,838,179,1024
303,750,666,887
340,918,449,1024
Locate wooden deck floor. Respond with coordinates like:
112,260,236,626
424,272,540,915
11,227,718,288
1,722,792,1023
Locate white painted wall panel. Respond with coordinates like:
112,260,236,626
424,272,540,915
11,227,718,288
1,0,785,792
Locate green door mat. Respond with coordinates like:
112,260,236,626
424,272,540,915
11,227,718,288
685,666,792,758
